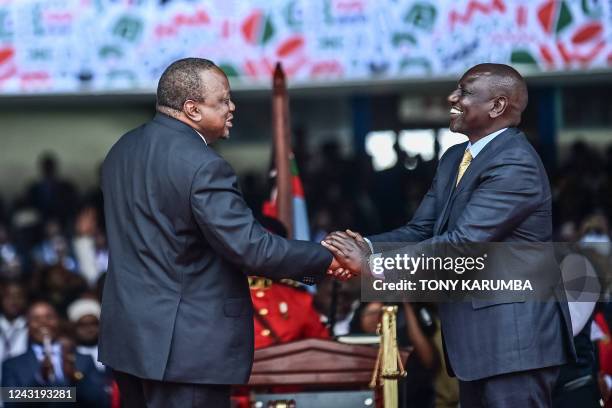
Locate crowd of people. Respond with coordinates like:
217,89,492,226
0,134,611,407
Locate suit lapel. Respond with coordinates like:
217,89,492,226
434,144,466,235
434,128,519,235
454,128,517,194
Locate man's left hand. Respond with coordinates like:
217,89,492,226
322,230,369,278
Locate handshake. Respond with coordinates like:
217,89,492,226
321,229,371,281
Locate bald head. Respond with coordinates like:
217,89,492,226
465,63,528,122
448,63,528,141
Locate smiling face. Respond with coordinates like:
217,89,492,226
447,70,497,140
186,68,235,143
28,302,59,345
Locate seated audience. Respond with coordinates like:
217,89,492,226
1,301,110,407
0,281,29,399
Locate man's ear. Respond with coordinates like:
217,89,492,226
183,100,202,122
490,96,508,119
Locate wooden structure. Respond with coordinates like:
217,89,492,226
246,338,410,408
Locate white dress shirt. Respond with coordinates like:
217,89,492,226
31,343,64,382
0,315,28,362
465,127,507,158
0,315,29,394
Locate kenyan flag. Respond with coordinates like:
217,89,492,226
262,156,311,241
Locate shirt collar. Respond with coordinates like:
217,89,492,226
194,130,208,146
0,315,26,331
31,343,61,359
466,128,507,158
76,345,97,354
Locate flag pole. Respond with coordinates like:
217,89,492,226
272,62,294,238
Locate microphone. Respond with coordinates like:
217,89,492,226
42,330,52,355
41,328,56,382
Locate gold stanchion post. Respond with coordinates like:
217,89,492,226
369,305,407,408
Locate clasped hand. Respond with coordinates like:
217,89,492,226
322,229,370,281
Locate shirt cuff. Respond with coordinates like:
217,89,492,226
364,237,374,254
368,253,385,279
364,238,386,279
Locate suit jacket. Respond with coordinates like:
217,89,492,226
368,128,575,381
1,348,110,408
98,113,331,384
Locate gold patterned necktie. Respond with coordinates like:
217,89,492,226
456,149,473,186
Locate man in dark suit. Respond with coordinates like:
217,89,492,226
323,63,575,407
98,58,340,408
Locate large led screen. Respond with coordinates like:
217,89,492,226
0,0,610,94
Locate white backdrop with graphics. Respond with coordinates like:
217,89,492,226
0,0,610,94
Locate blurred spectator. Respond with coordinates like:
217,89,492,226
593,303,612,407
2,302,66,388
578,215,612,300
553,294,602,407
72,207,108,288
579,215,611,256
0,282,29,390
1,301,110,408
82,163,105,228
313,278,360,336
67,299,103,369
31,265,87,318
26,152,78,228
553,141,609,229
31,220,77,272
558,220,578,242
0,225,22,280
67,298,114,407
553,215,611,407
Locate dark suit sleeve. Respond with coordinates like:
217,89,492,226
1,358,18,388
374,149,546,282
1,357,48,388
429,151,543,245
190,157,332,282
1,361,17,408
367,164,439,246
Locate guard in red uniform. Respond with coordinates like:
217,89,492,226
250,277,330,349
248,217,330,349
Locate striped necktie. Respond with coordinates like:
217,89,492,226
456,149,473,186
